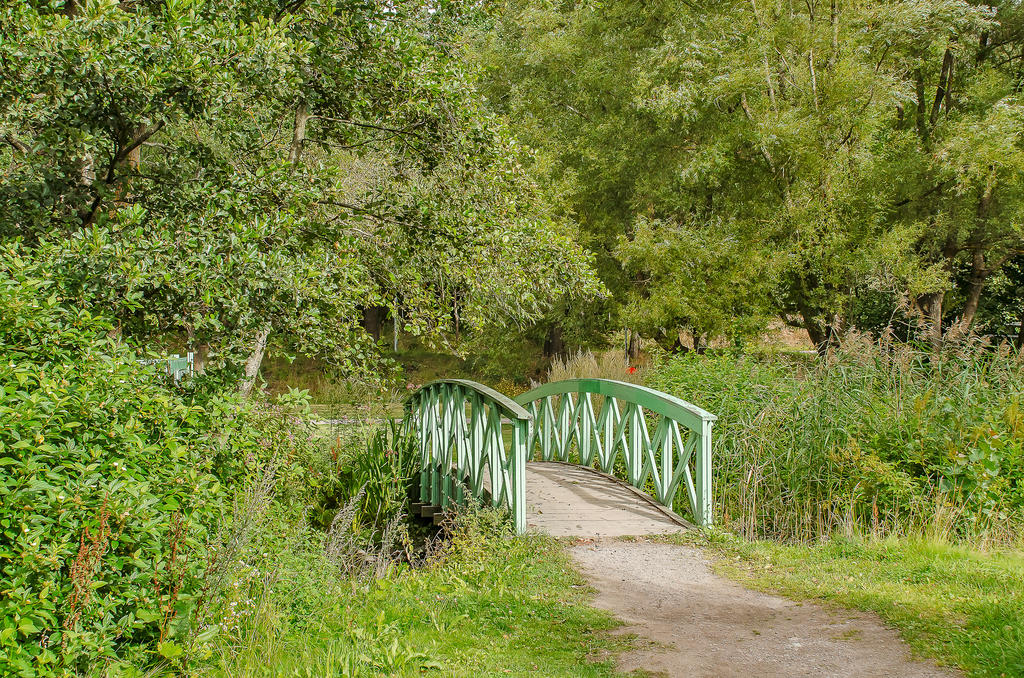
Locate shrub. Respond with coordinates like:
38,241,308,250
648,336,1024,542
0,247,323,674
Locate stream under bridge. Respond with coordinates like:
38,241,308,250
403,378,716,537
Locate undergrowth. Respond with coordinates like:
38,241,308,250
649,334,1024,543
188,509,628,677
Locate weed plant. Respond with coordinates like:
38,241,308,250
544,349,644,385
183,504,626,677
649,333,1024,543
328,420,420,536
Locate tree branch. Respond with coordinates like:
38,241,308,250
316,199,403,225
114,121,165,169
310,115,426,140
3,134,29,153
893,181,950,209
930,48,954,127
81,121,166,227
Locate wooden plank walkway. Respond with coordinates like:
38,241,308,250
525,462,688,537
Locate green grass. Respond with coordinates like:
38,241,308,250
664,531,1024,677
194,523,632,677
648,342,1024,542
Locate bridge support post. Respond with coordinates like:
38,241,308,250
511,419,528,534
627,405,642,486
696,418,714,527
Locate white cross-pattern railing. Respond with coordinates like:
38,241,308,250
403,379,530,533
513,378,716,527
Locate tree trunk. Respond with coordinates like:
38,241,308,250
669,334,689,355
955,190,995,336
288,102,310,164
80,153,94,187
185,324,210,375
627,329,641,362
239,325,271,397
192,344,210,375
544,324,566,359
362,306,385,342
393,297,399,353
1016,307,1024,351
804,321,827,352
80,121,164,227
929,49,953,128
794,294,827,353
126,124,146,171
453,297,460,338
917,291,945,353
957,249,987,335
820,313,844,356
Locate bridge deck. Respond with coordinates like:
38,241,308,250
525,462,688,537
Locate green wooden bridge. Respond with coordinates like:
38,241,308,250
403,378,716,536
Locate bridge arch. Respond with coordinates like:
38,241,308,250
403,378,715,534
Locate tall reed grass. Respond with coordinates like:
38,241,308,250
543,349,645,385
649,335,1024,544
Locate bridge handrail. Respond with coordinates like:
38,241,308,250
513,378,715,527
515,378,716,430
405,379,532,422
404,379,530,533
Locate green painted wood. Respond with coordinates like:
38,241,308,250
405,376,717,532
516,378,716,432
404,379,531,534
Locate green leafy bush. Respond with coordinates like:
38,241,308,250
0,247,224,672
649,337,1024,542
0,247,325,674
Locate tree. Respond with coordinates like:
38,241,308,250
474,0,1024,351
1,0,598,388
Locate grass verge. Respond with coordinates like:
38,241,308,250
199,520,631,677
665,531,1024,678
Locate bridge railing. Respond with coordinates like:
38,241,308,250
514,378,716,527
403,379,531,533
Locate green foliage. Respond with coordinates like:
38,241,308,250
0,246,328,674
0,0,599,382
688,531,1024,677
0,246,220,672
648,339,1024,541
474,0,1024,349
330,420,420,531
190,508,626,677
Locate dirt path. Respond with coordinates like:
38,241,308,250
569,540,959,678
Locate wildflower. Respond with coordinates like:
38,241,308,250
627,366,637,374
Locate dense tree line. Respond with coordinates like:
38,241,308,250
473,0,1024,353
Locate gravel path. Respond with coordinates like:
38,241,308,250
569,540,959,678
